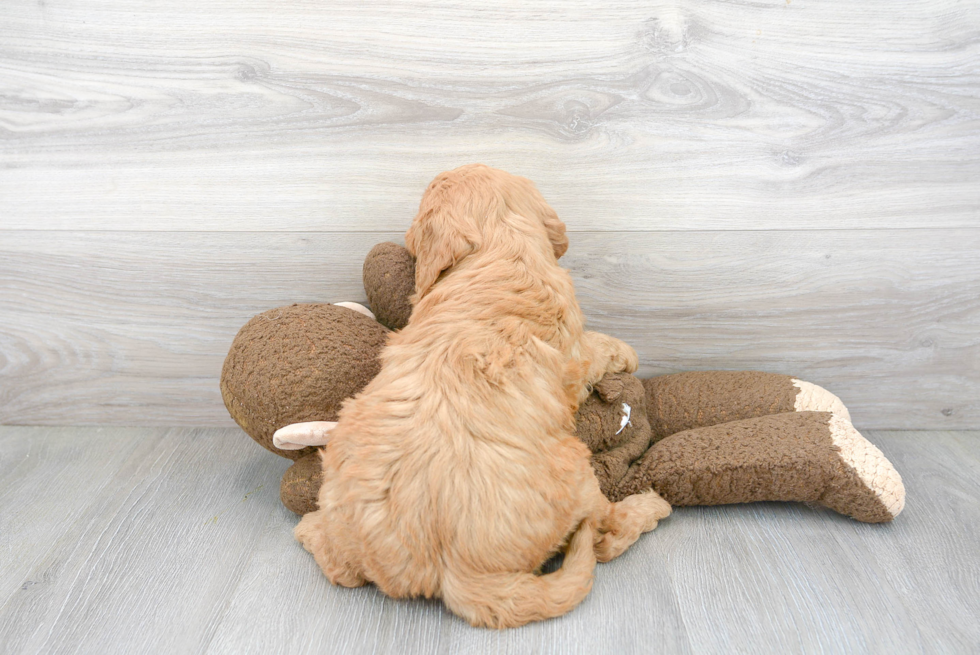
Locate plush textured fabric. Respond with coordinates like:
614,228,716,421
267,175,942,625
281,452,325,515
220,303,389,460
614,410,899,523
643,370,799,441
574,374,653,500
363,242,416,331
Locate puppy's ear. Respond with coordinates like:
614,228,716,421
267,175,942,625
540,204,569,259
505,174,568,260
405,205,477,299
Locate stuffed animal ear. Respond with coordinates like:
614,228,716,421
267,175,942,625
362,242,416,330
280,451,324,515
593,374,627,402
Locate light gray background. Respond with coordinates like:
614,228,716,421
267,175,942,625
2,0,978,428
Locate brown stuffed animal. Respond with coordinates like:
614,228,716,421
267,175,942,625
574,371,904,523
221,243,905,522
220,243,415,514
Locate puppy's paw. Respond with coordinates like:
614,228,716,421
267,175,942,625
629,489,672,531
294,510,322,553
595,490,671,562
584,331,639,378
606,340,639,376
294,511,366,588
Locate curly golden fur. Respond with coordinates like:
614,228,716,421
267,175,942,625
295,164,670,628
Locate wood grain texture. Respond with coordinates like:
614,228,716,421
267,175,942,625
1,0,978,230
2,229,977,428
0,427,281,654
1,0,978,428
1,427,978,654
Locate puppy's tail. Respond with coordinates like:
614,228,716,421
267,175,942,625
440,520,597,629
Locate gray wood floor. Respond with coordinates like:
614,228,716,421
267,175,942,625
1,427,977,654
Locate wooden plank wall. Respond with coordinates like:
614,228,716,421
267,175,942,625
1,0,978,428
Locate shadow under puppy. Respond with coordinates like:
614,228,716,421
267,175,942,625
294,164,671,628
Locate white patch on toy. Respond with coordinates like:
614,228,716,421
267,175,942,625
828,414,905,519
333,302,376,321
792,379,851,421
273,421,337,450
616,403,632,435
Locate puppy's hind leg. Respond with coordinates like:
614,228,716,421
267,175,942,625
594,490,671,563
295,510,366,588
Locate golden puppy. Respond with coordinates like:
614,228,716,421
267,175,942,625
295,164,670,628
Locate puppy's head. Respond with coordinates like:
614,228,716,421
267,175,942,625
405,164,568,299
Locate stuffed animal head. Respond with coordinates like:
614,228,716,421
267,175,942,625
220,303,389,461
220,241,419,463
575,373,655,500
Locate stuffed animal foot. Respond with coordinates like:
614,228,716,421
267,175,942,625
615,411,905,523
281,451,325,515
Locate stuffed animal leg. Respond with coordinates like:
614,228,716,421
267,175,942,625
606,371,905,522
642,370,850,441
611,410,904,522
